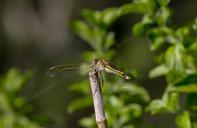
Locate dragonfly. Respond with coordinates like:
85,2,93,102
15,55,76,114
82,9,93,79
30,59,138,101
49,58,138,80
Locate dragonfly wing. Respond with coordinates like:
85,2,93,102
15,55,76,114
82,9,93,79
47,64,80,77
30,64,82,101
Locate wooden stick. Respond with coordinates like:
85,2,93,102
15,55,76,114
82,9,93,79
89,69,108,128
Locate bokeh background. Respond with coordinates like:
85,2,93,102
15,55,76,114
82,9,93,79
0,0,196,128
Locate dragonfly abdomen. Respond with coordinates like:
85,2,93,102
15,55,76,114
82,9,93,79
103,66,131,80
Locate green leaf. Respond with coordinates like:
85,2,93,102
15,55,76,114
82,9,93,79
149,64,169,78
133,22,147,36
70,21,94,45
2,68,31,93
82,51,98,61
102,2,149,26
103,50,116,59
14,97,25,108
79,117,96,128
102,7,120,26
168,73,197,93
171,84,197,93
0,93,11,112
82,2,149,27
147,26,173,51
69,80,90,94
154,7,171,25
193,18,197,30
104,32,115,49
108,95,123,108
165,45,185,72
118,2,148,14
119,104,142,125
147,88,179,114
188,42,197,59
67,96,92,113
112,83,150,103
192,122,197,128
150,36,165,51
186,93,197,111
176,111,191,128
165,92,180,112
174,73,197,86
176,27,189,40
157,0,170,6
81,9,102,26
133,15,153,36
146,99,165,115
165,44,186,83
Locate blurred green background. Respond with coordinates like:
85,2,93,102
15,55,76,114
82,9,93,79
0,0,196,128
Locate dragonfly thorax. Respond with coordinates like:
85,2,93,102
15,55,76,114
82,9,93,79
93,59,105,71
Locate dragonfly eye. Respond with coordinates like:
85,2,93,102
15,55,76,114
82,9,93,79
123,74,131,80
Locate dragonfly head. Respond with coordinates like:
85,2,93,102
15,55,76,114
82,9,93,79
123,74,131,80
93,59,105,71
125,72,140,80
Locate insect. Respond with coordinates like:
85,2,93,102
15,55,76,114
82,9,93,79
30,59,138,101
49,58,138,80
90,58,137,80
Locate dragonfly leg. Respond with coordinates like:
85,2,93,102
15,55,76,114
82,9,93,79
98,71,104,93
99,71,104,91
93,71,103,96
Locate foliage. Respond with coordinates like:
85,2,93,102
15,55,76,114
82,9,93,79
0,68,43,128
69,0,197,128
176,111,191,128
132,0,197,127
68,1,153,128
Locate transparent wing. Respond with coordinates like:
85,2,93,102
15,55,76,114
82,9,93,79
47,64,80,77
50,64,80,71
29,64,81,101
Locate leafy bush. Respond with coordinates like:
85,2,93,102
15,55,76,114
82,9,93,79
0,68,43,128
68,0,197,128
